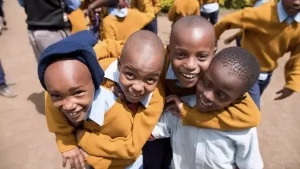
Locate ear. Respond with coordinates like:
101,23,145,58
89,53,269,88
117,57,121,72
233,94,247,104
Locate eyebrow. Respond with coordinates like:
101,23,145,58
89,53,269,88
124,65,160,77
69,86,84,92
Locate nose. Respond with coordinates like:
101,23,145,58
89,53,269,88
184,57,197,71
132,82,144,94
203,90,215,102
62,99,77,112
293,0,300,5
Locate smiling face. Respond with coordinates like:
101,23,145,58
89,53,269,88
282,0,300,16
195,61,246,112
117,54,163,103
169,27,215,88
44,59,95,124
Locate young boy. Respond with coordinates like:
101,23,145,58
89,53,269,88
152,47,263,169
94,16,262,169
167,0,200,24
100,0,155,41
200,0,220,25
40,30,166,169
214,0,300,108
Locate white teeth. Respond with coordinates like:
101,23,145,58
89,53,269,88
200,95,212,107
129,91,140,97
181,73,196,79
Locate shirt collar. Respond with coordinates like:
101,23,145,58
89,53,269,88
104,60,153,108
166,64,177,80
85,88,106,126
277,0,300,24
108,8,128,18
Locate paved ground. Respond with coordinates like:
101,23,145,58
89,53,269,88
0,1,300,169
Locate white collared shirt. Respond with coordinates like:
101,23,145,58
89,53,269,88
200,2,219,13
277,0,300,24
86,60,153,126
152,95,263,169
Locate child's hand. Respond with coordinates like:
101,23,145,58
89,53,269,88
224,35,236,45
62,147,86,169
164,95,183,118
111,85,126,101
274,88,294,100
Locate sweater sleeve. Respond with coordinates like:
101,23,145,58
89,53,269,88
214,10,245,40
138,0,155,25
101,19,116,40
78,83,165,159
44,92,77,152
284,42,300,92
181,93,261,130
93,40,124,60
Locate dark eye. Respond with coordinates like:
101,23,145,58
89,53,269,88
197,54,208,61
202,79,210,87
147,78,157,84
175,52,186,59
50,94,61,99
217,92,227,100
125,72,135,79
74,90,84,95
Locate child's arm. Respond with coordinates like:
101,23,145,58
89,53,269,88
100,20,116,40
214,10,246,40
45,92,86,169
235,128,263,169
137,0,156,25
224,30,243,45
93,39,124,60
179,93,261,130
77,83,165,159
276,42,300,99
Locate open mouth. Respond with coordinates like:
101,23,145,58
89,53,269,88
199,94,212,107
129,91,141,97
63,109,83,118
180,72,197,80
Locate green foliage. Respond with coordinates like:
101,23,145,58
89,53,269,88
161,0,174,12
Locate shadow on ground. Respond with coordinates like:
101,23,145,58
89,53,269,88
27,91,45,115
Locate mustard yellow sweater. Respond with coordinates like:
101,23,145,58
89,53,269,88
160,50,261,129
214,1,300,92
93,40,261,130
131,0,162,14
67,8,88,34
168,0,200,23
45,41,165,168
100,0,155,41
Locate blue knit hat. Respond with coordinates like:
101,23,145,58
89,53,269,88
38,30,104,91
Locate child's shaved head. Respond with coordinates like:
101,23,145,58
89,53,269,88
118,30,165,103
196,47,260,112
168,16,216,88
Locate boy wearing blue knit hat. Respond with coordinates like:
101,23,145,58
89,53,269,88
39,30,166,169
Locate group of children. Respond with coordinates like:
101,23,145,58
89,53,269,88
35,0,300,168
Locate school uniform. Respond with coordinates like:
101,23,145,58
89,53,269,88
152,95,263,169
44,45,165,168
214,0,300,108
100,0,155,41
200,0,219,25
167,0,200,23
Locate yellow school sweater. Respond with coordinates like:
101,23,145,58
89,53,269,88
67,8,88,34
100,0,155,41
168,0,200,23
160,51,261,129
131,0,162,14
214,1,300,92
45,45,165,168
93,40,261,130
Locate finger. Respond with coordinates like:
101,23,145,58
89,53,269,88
62,157,67,168
170,108,181,118
166,95,177,102
165,104,179,112
74,154,83,169
276,89,283,94
69,157,75,169
110,86,114,92
78,153,86,169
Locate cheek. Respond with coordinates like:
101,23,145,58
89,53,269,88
171,59,183,72
198,60,211,73
144,84,157,94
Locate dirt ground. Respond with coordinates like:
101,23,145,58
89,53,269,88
0,1,299,169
